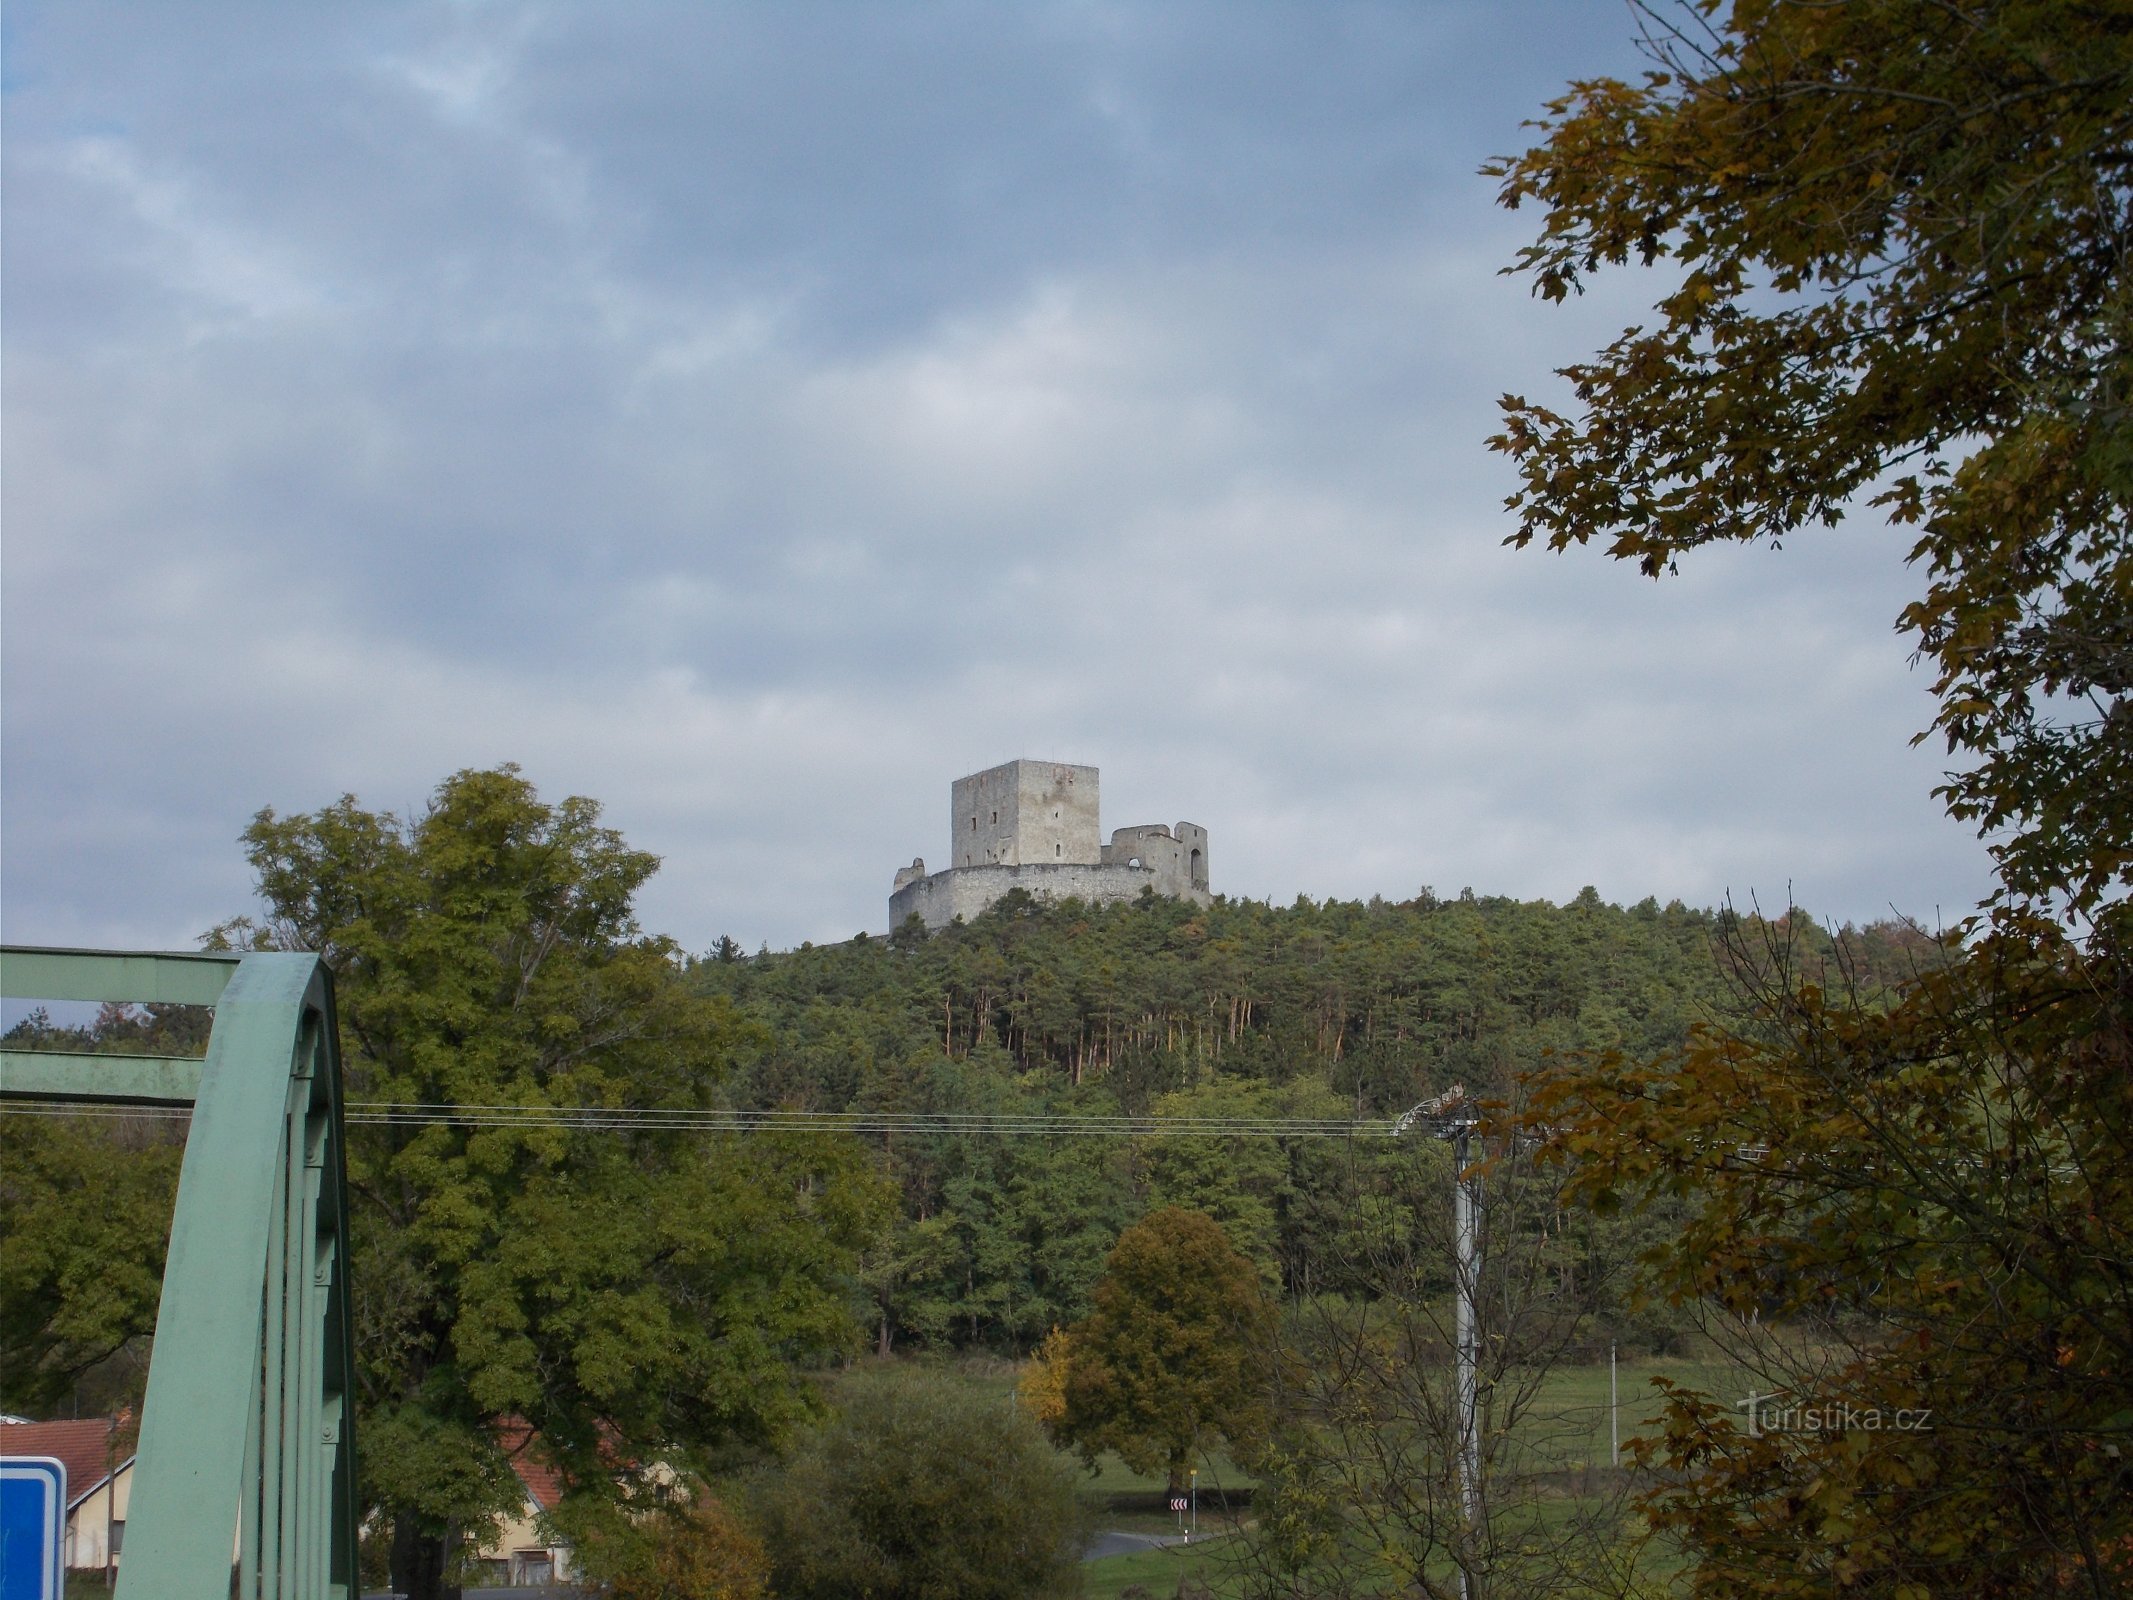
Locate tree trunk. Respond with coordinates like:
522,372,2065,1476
390,1515,462,1600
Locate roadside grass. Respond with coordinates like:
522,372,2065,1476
1082,1534,1247,1600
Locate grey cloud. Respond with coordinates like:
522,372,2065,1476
3,1,1995,958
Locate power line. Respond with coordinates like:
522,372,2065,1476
0,1099,1408,1138
335,1115,1358,1136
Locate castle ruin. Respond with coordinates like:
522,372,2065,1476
890,760,1211,931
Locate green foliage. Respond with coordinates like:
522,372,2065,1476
1241,1129,1657,1600
0,1110,180,1415
1135,1080,1319,1278
695,890,1924,1353
1053,1207,1275,1489
1488,0,2133,919
218,766,890,1598
0,1002,205,1415
848,1041,1141,1354
751,1364,1084,1600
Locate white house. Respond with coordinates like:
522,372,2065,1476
0,1417,134,1573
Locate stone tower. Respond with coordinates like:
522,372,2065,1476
891,760,1210,932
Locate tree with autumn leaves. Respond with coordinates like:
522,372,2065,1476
1493,1,2132,1593
1490,0,2130,920
1031,1206,1275,1493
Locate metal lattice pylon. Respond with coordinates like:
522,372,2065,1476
0,947,360,1600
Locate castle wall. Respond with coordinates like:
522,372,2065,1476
890,860,1212,932
1100,822,1211,901
1176,821,1211,891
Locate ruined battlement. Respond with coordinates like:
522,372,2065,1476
890,761,1210,931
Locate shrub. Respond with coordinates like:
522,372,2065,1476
754,1366,1084,1600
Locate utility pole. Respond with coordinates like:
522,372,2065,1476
1452,1119,1480,1532
1395,1087,1483,1600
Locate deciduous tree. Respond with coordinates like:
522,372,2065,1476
1050,1206,1275,1491
1526,915,2133,1595
218,766,888,1600
0,1003,206,1416
0,1110,179,1416
1489,0,2132,920
1243,1117,1655,1600
1493,5,2133,1589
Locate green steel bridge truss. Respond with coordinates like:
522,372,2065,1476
0,947,360,1600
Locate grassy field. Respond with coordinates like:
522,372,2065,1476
846,1351,1745,1594
1083,1535,1244,1599
1054,1351,1743,1596
1048,1355,1749,1504
1503,1357,1749,1471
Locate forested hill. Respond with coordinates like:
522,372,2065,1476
693,888,1939,1117
688,889,1940,1354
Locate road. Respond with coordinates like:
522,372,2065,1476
1084,1529,1195,1561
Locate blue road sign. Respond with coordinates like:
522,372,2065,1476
0,1457,66,1600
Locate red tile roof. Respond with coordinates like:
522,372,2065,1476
0,1420,131,1510
493,1417,568,1514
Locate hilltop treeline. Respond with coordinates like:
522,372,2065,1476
691,888,1939,1355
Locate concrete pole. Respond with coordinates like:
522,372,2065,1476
1393,1092,1484,1600
1453,1125,1481,1569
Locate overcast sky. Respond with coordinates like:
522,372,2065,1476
1,1,1997,957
